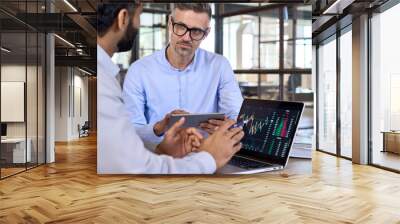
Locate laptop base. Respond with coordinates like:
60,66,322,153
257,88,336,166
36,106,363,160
216,163,283,174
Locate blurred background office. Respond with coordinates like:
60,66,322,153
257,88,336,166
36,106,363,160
112,2,314,157
0,0,97,178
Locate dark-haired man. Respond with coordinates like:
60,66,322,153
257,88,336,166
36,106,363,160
122,3,243,147
97,3,244,174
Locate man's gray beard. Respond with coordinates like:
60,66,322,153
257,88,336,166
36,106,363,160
175,45,192,58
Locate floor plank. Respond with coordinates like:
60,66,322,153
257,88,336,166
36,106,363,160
0,135,400,223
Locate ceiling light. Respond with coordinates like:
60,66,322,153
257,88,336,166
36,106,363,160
322,0,355,15
323,0,341,14
76,49,85,55
1,47,11,53
54,34,75,48
63,0,78,12
78,67,92,76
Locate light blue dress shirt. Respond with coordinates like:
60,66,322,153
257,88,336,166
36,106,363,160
122,46,243,144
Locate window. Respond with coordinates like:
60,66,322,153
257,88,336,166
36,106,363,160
260,9,279,69
317,36,337,154
139,12,167,58
223,15,259,70
112,4,169,70
339,27,352,158
223,4,313,147
370,3,400,171
294,17,312,69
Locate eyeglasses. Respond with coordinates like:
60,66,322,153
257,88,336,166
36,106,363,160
171,17,208,41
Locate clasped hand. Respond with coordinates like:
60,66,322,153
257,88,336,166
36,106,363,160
156,117,203,158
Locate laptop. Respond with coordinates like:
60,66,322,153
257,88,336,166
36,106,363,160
217,99,304,174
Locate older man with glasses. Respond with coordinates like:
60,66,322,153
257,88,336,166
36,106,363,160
122,3,243,154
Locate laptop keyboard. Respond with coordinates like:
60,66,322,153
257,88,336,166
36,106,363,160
229,157,273,169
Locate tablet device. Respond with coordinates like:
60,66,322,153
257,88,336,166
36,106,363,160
167,113,225,129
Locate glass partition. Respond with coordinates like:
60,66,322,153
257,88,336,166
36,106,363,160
0,0,46,179
317,36,337,155
1,30,28,177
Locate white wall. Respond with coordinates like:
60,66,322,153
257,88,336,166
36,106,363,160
55,67,89,141
72,72,89,138
55,66,69,141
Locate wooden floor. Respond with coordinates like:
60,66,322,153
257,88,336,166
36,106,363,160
1,167,26,178
372,151,400,171
1,135,400,223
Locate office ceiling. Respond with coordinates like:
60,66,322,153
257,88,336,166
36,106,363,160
0,0,311,74
310,0,389,42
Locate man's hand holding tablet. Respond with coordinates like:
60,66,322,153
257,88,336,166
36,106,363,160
153,109,189,136
199,115,227,134
167,113,225,130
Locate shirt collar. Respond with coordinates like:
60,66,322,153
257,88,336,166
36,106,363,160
162,44,198,72
97,44,120,78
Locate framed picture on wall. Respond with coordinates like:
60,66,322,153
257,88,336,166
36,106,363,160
1,81,25,122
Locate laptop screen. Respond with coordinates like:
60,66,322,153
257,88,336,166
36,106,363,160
236,99,304,166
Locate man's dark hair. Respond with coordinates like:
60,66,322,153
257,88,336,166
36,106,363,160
97,3,135,37
173,3,212,19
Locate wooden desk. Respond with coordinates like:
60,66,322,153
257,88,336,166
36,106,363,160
382,131,400,154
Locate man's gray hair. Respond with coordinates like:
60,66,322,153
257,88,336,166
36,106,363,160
172,3,212,19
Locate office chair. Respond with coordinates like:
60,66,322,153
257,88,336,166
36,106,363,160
79,121,90,138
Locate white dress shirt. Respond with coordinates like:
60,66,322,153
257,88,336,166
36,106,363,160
97,45,216,174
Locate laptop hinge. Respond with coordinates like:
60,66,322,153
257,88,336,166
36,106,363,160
234,154,275,166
